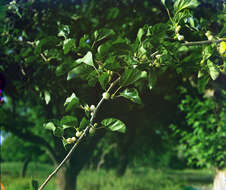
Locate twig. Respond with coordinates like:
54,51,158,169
182,38,226,46
40,53,48,62
150,51,159,57
38,77,120,190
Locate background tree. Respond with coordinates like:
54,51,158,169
0,0,225,189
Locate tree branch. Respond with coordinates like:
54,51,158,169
182,38,225,46
38,77,120,190
8,127,57,163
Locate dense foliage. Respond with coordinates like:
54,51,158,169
0,0,225,189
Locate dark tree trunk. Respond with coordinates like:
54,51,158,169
116,154,129,176
21,157,32,178
56,166,78,190
55,130,106,190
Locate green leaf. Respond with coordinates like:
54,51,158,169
56,58,81,76
98,72,109,90
174,0,199,14
207,60,220,80
97,42,112,57
120,68,143,87
44,91,51,104
61,115,78,126
79,117,89,130
64,93,80,111
62,138,68,150
161,0,166,6
223,59,226,74
148,71,157,90
137,28,145,42
94,28,115,41
53,127,64,137
101,118,126,133
75,51,94,67
120,88,142,104
197,75,209,94
106,8,119,20
58,24,70,38
104,57,121,71
43,122,56,131
63,38,75,54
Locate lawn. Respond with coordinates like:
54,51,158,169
0,162,214,190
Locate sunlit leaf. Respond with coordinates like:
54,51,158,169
43,122,56,131
44,91,51,104
64,93,80,111
137,28,145,42
120,88,142,104
101,118,126,133
63,38,75,54
75,51,94,67
174,0,199,14
207,60,219,80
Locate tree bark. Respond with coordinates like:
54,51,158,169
56,166,77,190
55,130,106,190
212,169,226,190
21,157,32,178
116,154,129,177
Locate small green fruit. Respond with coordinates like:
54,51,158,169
66,138,73,144
76,131,82,137
177,34,184,41
71,137,76,142
102,92,110,100
89,127,96,135
90,105,95,112
205,31,211,37
175,25,181,33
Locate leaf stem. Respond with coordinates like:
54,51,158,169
38,77,120,190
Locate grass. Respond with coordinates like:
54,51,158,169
0,162,214,190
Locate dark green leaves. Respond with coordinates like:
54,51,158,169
98,72,109,90
79,117,89,130
94,28,115,41
61,116,78,127
120,88,142,104
101,118,126,133
63,38,75,54
56,58,81,76
207,60,219,80
64,93,80,111
120,68,143,87
43,122,64,137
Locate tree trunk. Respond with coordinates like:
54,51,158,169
56,166,78,190
212,169,226,190
116,153,129,176
55,128,105,190
21,157,32,178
